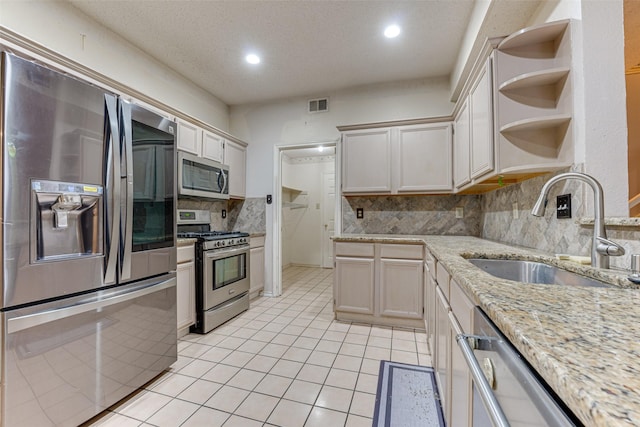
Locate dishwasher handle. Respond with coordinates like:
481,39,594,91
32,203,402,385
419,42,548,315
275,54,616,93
456,333,510,427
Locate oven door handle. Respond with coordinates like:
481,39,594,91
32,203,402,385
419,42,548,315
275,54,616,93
456,333,510,427
204,246,249,260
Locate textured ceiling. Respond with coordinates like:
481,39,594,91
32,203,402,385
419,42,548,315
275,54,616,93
67,0,476,106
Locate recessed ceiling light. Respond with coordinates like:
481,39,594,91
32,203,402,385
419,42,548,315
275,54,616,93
317,146,324,152
384,25,401,38
245,54,261,64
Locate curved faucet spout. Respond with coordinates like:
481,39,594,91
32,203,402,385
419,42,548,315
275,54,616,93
531,172,624,269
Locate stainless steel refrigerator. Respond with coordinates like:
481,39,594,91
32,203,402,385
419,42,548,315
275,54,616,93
1,52,177,426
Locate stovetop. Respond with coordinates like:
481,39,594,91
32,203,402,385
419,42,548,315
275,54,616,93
177,231,249,240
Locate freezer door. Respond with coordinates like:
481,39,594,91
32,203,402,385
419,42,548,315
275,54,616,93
120,101,177,284
2,274,177,427
1,52,113,308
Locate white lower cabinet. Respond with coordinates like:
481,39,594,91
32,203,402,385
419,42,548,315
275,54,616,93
249,236,265,299
177,244,196,335
427,250,475,427
379,258,423,318
334,242,423,328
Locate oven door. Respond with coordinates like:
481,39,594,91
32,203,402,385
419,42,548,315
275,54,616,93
203,246,250,309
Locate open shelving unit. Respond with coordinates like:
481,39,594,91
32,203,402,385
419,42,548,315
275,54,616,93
494,19,573,174
282,186,308,210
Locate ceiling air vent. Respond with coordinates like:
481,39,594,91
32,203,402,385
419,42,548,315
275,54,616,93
308,97,329,113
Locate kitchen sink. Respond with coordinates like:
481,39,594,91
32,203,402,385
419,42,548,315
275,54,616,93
467,258,612,288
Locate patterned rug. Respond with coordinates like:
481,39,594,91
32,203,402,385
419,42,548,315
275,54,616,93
372,361,445,427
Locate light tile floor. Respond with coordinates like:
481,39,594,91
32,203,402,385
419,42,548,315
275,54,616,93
86,266,431,427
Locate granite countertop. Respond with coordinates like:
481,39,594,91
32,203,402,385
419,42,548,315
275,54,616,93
334,234,640,426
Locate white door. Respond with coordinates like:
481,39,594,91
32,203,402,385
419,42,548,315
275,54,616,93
322,171,335,268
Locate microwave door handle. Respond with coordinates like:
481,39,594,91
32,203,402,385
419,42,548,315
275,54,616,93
456,334,510,427
119,100,133,281
219,169,228,194
104,94,121,285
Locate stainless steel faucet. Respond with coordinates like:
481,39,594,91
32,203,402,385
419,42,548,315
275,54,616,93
531,172,625,269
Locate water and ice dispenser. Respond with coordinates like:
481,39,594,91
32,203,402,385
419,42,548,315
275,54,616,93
31,180,103,262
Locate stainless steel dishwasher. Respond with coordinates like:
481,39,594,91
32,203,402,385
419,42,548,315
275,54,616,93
456,307,582,427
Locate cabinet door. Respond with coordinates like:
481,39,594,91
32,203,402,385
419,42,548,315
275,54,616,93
250,246,265,296
454,99,471,189
435,286,451,424
470,58,495,179
449,279,474,427
396,123,452,192
177,260,195,331
202,131,224,163
334,256,375,314
176,119,201,155
342,128,392,193
379,258,423,318
224,140,247,198
425,260,437,356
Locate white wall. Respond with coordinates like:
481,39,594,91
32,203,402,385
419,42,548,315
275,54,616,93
528,0,628,216
0,1,229,130
230,77,452,295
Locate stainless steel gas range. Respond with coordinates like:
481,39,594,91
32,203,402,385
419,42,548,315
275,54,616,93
177,209,250,334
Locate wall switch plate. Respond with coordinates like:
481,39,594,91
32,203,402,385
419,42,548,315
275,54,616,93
356,208,364,219
455,207,464,218
557,194,571,219
221,209,227,218
512,202,519,219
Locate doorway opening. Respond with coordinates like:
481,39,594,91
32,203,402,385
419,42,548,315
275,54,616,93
272,141,340,297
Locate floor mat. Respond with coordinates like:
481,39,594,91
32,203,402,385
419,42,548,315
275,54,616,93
372,361,445,427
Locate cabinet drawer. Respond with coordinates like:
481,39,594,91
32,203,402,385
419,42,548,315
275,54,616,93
177,245,195,264
449,279,474,334
379,244,423,259
425,251,436,279
250,235,265,248
335,242,375,257
436,263,451,299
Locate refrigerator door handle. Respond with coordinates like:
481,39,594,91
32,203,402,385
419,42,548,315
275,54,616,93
7,278,176,334
119,100,133,281
104,95,121,285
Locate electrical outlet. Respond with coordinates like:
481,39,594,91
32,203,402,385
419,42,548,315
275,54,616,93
356,208,364,219
221,209,227,219
455,207,464,218
512,202,519,219
557,194,571,219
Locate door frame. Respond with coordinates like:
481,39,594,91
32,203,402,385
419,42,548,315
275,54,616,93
272,140,340,297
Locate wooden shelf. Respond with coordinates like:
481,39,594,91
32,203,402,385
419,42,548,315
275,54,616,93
499,67,570,92
498,19,569,51
500,114,571,134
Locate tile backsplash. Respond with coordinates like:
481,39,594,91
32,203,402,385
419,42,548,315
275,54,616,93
342,195,482,235
339,165,640,271
177,197,266,234
481,167,640,270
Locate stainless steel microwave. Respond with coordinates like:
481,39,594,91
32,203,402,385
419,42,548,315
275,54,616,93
177,151,230,200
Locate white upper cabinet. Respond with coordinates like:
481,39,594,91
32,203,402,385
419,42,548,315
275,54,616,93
454,20,573,193
176,119,201,155
202,130,224,163
176,117,248,199
396,123,452,193
342,128,392,193
469,58,495,180
453,99,471,189
342,123,452,195
224,139,247,199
